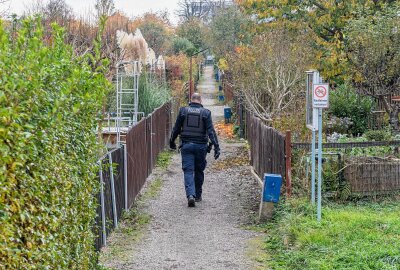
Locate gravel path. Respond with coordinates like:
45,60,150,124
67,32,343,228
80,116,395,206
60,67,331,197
101,66,261,270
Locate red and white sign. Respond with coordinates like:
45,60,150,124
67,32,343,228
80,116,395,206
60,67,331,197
313,83,329,108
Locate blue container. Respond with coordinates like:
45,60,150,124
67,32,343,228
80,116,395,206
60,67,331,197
218,95,225,102
263,174,282,203
224,107,232,119
219,85,223,91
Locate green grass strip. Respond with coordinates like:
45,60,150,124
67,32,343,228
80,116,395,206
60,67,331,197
259,199,400,270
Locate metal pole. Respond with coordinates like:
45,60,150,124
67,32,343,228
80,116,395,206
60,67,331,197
99,163,107,246
306,156,310,187
189,56,193,102
285,130,292,197
116,64,120,144
311,70,320,205
124,143,128,211
108,152,118,228
311,129,316,204
149,113,153,171
317,108,323,221
108,113,110,132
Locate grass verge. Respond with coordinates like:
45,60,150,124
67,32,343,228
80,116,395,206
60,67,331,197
255,198,400,270
98,185,154,265
156,150,174,169
99,151,174,267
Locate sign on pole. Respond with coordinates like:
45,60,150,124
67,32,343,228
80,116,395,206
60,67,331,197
305,71,327,222
313,83,329,108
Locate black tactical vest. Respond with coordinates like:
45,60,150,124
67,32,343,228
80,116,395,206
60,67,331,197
181,106,207,142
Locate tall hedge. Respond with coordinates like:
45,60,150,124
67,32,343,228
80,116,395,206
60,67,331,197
0,19,110,269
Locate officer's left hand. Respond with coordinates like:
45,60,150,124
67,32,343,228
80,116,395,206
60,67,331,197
214,148,220,160
169,140,177,150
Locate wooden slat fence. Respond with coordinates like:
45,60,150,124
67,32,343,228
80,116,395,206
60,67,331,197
95,101,172,251
293,140,400,150
292,140,400,196
344,161,400,194
246,112,286,180
125,101,172,208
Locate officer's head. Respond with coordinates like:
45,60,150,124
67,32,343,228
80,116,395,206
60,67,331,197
191,93,202,104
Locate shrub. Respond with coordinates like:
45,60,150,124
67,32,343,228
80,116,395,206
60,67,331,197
0,19,110,269
329,84,373,135
138,72,171,115
364,129,392,141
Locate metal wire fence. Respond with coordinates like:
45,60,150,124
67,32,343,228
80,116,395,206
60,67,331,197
95,146,125,250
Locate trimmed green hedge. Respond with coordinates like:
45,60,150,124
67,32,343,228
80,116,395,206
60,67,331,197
0,19,110,269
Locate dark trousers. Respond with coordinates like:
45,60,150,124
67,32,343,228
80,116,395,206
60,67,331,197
181,142,207,198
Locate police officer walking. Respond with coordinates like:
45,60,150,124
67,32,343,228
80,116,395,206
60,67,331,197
169,93,220,207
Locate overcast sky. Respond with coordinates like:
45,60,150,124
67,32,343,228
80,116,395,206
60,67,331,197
4,0,181,23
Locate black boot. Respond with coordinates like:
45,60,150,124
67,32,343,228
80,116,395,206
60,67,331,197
188,195,195,207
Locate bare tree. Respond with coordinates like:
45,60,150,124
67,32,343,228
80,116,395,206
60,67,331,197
23,0,45,16
176,0,213,21
230,27,312,122
95,0,115,20
43,0,73,24
0,0,10,17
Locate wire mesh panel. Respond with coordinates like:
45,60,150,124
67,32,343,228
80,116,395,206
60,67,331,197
111,148,125,221
95,146,125,251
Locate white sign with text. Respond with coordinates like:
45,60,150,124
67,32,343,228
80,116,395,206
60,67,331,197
313,83,329,108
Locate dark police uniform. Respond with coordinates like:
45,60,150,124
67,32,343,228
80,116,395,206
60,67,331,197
170,102,220,200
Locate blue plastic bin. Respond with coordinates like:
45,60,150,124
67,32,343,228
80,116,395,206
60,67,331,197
219,85,223,91
218,95,225,102
224,107,232,119
263,174,282,203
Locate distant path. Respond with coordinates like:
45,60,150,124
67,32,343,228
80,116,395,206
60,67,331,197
101,65,260,270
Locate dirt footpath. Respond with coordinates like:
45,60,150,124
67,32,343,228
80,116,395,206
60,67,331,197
100,66,261,270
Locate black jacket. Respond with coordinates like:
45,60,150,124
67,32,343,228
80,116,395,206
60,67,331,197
170,103,219,148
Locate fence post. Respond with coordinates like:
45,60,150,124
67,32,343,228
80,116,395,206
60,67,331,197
285,130,292,197
150,113,153,171
124,143,128,211
108,152,118,228
99,163,107,246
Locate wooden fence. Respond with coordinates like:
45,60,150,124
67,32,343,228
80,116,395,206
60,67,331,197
95,101,172,250
292,140,400,150
292,140,400,196
125,101,172,208
345,161,400,194
246,112,291,195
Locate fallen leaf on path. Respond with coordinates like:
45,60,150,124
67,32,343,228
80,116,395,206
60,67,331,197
212,146,249,170
215,121,235,139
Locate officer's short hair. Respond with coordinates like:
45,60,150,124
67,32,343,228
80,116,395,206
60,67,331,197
191,93,202,102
